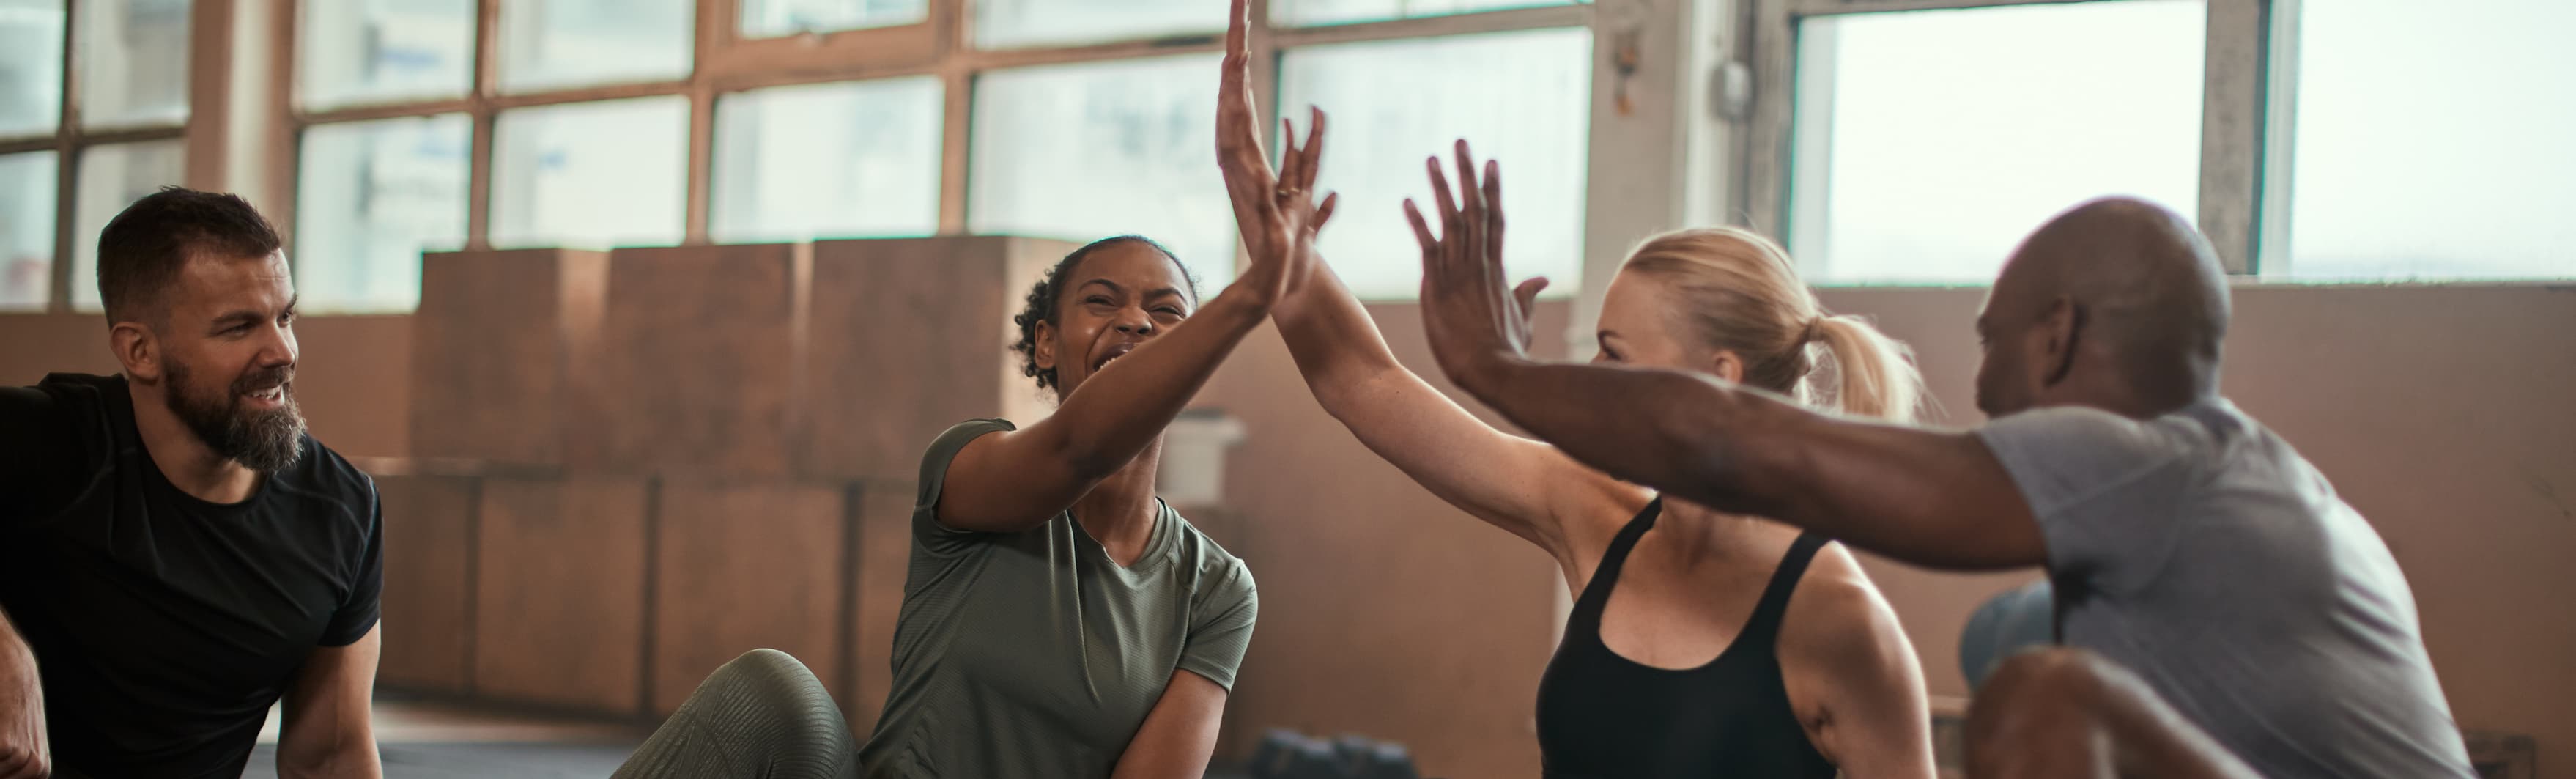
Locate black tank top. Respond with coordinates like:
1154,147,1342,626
1533,498,1837,778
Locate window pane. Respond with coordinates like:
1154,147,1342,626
0,1,65,138
0,151,54,310
1279,29,1591,298
491,97,687,249
296,115,470,312
976,0,1220,49
740,0,925,37
2282,0,2576,280
297,0,475,110
497,0,692,94
1788,1,2205,284
713,78,940,243
78,0,190,128
1273,0,1580,28
72,140,185,311
971,54,1232,287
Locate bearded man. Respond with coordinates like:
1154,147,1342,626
0,188,384,779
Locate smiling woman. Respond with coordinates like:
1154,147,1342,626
1010,235,1200,393
848,222,1284,777
609,8,1328,772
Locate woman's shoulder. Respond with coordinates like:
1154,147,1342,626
1774,541,1910,664
1770,539,1928,743
931,417,1018,446
917,418,1019,486
1782,542,1890,616
1158,503,1255,594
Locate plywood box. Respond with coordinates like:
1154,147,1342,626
802,236,1074,481
409,249,607,466
473,476,652,714
574,243,808,478
372,473,478,693
650,481,848,716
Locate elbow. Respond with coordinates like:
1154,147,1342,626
1308,381,1366,427
1304,363,1402,425
277,710,379,778
277,741,374,779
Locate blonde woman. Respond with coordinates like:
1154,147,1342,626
1217,45,1936,775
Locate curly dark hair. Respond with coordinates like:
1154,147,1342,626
1013,235,1199,393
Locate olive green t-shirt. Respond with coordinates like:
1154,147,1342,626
856,419,1259,779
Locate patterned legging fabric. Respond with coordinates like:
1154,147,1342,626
612,649,861,779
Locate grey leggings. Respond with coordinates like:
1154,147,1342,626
612,649,862,779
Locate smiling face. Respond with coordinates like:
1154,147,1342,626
152,250,307,471
1030,240,1198,397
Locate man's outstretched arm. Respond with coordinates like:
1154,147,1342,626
1451,359,2042,570
1403,143,2043,571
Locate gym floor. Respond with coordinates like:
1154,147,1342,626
237,697,1263,778
245,696,647,778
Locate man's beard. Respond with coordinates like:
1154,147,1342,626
163,358,306,473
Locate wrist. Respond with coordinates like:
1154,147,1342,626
1447,349,1529,397
1199,284,1279,328
1210,268,1286,311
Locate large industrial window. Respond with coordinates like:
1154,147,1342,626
0,0,195,313
1749,0,2576,284
286,0,1599,312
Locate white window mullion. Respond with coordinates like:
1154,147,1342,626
462,0,502,251
2197,0,2265,274
1579,0,1733,339
1561,0,1722,631
2250,0,2300,276
683,0,720,245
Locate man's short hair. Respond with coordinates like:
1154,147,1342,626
95,187,284,325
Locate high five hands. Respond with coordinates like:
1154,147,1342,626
1217,0,1541,379
1410,141,1550,388
1218,0,1334,302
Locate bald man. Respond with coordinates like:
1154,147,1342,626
1402,146,2470,779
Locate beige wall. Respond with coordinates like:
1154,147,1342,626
4,281,2569,777
0,314,116,385
1194,283,2575,777
1818,284,2576,720
1200,302,1574,778
2215,285,2576,774
0,313,413,458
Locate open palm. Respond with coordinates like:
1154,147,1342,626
1217,0,1334,300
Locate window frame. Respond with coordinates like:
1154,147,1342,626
1736,0,2280,278
274,0,1597,312
0,0,198,313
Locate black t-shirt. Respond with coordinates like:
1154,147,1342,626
0,373,383,779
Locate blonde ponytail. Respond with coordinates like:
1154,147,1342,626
1807,314,1927,424
1618,227,1928,423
